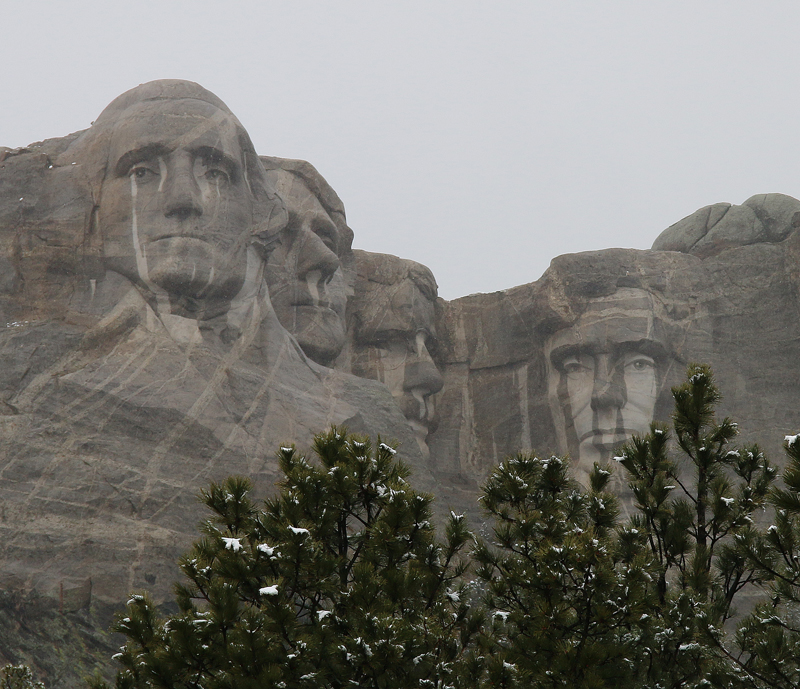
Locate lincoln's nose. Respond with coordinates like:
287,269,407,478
590,358,626,410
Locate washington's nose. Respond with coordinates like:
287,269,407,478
590,360,626,410
164,159,203,221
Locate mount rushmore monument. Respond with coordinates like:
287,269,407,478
2,80,800,649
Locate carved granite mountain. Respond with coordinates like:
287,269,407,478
0,82,433,629
2,80,800,684
432,235,800,501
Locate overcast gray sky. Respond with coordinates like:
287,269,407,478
3,2,799,299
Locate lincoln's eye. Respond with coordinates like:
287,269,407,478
624,354,656,373
561,354,592,377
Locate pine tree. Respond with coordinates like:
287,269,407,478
735,433,800,688
473,453,659,688
0,666,44,689
474,364,779,689
615,363,776,687
98,428,480,689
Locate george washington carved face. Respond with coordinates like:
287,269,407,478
97,98,255,316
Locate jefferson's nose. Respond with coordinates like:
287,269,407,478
296,230,340,284
590,357,626,410
164,155,203,221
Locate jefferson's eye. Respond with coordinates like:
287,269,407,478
315,230,337,253
312,221,339,254
205,167,230,183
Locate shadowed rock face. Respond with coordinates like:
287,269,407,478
431,217,800,497
543,286,673,478
3,80,800,683
652,193,800,257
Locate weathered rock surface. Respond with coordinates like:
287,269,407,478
652,192,800,257
0,588,117,687
432,236,800,499
0,82,435,683
3,80,800,683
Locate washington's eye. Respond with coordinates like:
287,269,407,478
130,164,158,181
198,152,234,184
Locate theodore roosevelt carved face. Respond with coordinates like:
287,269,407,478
545,287,671,476
349,253,444,458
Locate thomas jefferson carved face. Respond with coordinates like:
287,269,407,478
98,99,254,315
262,170,347,365
545,288,668,475
350,257,444,457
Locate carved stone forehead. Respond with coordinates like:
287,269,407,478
576,288,656,323
355,276,437,341
546,288,664,353
95,79,233,124
267,169,328,216
107,99,243,167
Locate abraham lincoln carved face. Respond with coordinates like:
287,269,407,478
545,287,671,476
